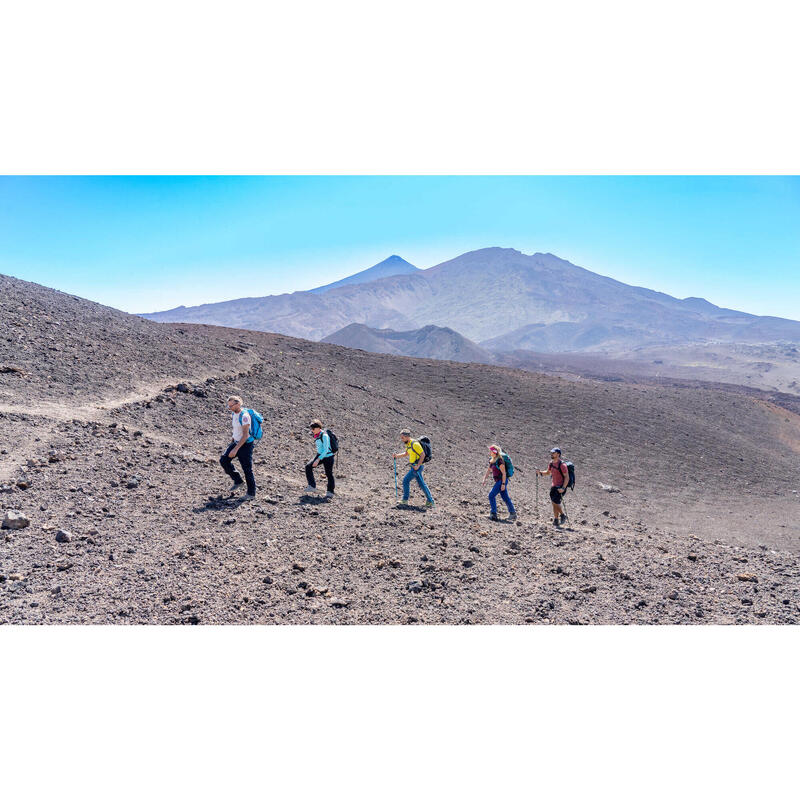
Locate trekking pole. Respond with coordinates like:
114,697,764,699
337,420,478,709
535,472,540,521
393,458,398,500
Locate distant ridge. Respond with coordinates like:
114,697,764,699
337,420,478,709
322,322,494,363
141,246,800,353
309,255,419,294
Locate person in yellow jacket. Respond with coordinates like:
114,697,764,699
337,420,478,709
392,429,434,507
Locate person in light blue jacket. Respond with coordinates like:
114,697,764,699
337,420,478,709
304,418,335,498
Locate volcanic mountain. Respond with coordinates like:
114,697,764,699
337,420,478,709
322,323,494,363
141,248,800,353
309,255,419,294
3,272,800,625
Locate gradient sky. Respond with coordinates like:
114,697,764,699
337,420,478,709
1,176,798,318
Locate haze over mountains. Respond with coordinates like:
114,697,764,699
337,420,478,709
142,247,800,354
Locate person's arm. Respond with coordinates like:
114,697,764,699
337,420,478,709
537,465,551,476
231,422,250,456
393,450,409,460
481,465,492,486
498,461,507,488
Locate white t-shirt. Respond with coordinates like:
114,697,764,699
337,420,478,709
232,410,251,442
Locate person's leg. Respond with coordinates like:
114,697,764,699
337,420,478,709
488,480,501,515
401,468,414,501
323,456,335,494
413,465,434,504
500,485,516,514
220,442,243,484
237,441,256,496
305,458,317,489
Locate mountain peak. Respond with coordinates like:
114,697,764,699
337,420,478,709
309,255,419,295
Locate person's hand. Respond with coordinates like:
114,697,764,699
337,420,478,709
501,483,506,489
560,487,566,494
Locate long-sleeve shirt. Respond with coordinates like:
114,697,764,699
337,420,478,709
315,430,333,460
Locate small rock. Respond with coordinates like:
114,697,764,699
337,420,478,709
176,383,191,393
126,479,139,489
9,573,24,581
55,529,73,543
667,591,679,600
16,480,30,490
737,573,758,583
462,560,474,568
329,597,349,608
407,580,424,593
262,576,273,585
687,553,698,562
598,483,621,493
354,505,365,513
2,510,30,530
292,562,306,572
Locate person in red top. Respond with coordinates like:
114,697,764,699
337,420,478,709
537,447,568,527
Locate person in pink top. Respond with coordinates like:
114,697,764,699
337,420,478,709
537,447,569,527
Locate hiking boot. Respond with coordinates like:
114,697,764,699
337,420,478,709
230,480,244,493
325,491,335,499
508,513,518,522
304,485,319,494
242,493,255,502
560,513,567,524
489,512,499,521
425,501,435,509
552,518,560,527
397,499,409,506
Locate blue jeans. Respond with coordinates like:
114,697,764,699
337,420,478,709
402,464,434,503
489,478,515,515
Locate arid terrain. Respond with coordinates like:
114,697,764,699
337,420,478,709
2,273,799,624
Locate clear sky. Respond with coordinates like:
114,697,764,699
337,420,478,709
1,176,798,319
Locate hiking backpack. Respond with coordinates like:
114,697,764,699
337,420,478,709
417,436,432,463
563,460,575,490
501,452,514,477
324,428,339,454
240,409,264,442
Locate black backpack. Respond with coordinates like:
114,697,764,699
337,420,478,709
417,436,432,463
325,429,339,454
564,460,575,490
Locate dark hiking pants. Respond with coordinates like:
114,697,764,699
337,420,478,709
305,455,335,494
220,440,256,495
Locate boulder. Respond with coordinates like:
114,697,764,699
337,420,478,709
2,510,30,530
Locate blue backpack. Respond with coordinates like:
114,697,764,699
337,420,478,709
240,409,263,443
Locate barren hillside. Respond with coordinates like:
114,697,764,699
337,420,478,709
2,274,799,624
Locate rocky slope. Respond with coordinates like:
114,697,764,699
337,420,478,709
2,274,800,624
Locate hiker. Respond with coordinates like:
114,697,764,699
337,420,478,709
481,445,517,522
392,429,434,508
304,419,335,498
220,395,257,500
537,447,568,526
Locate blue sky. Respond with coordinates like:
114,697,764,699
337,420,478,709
0,176,798,318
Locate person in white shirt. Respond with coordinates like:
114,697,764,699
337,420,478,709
219,395,256,500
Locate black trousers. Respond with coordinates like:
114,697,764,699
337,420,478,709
220,440,256,495
306,455,335,493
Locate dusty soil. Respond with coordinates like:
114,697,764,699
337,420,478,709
2,274,799,624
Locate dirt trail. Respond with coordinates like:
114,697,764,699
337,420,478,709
0,353,261,482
